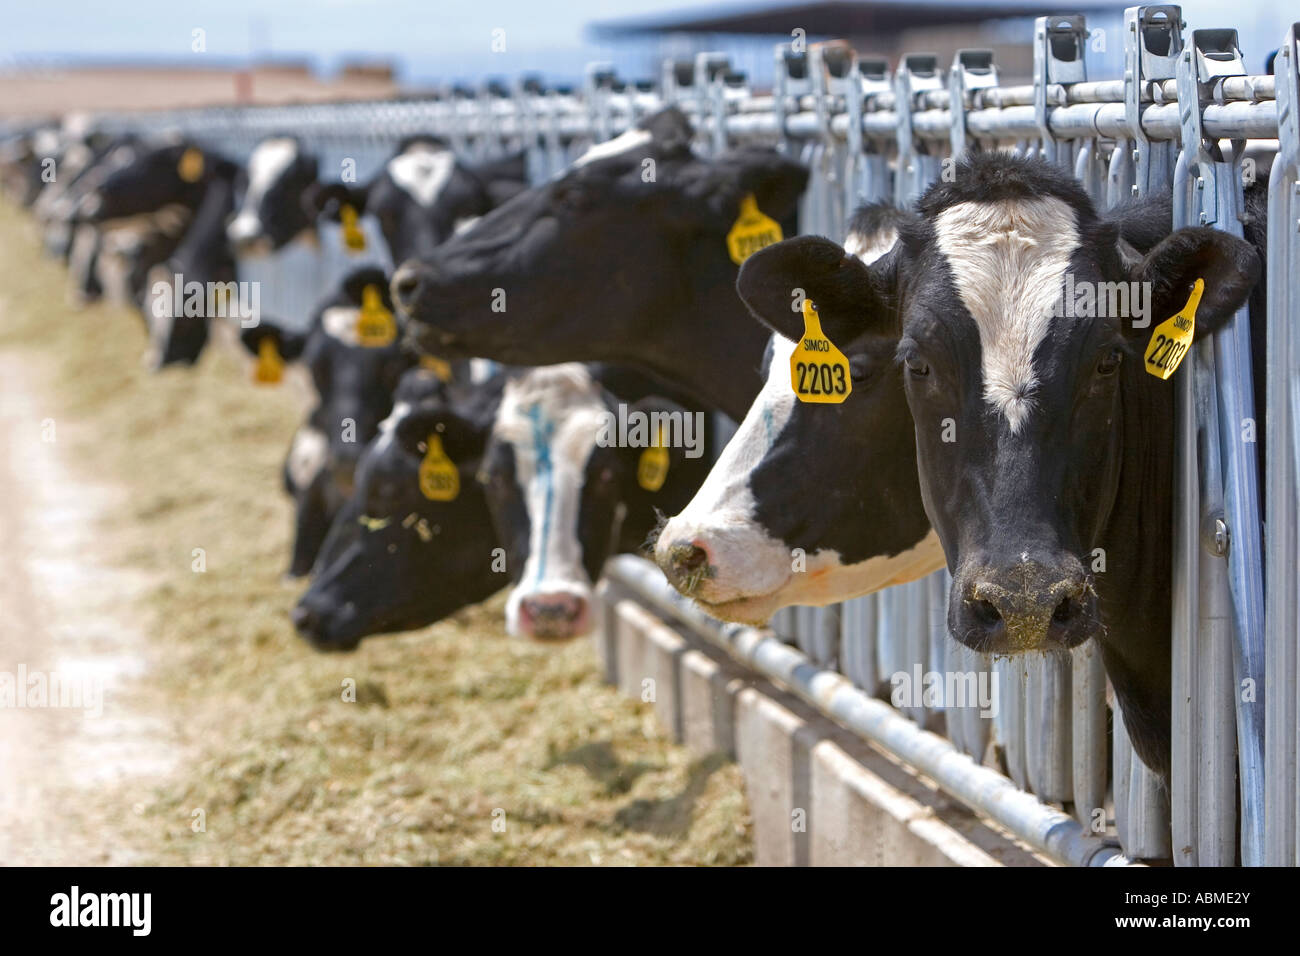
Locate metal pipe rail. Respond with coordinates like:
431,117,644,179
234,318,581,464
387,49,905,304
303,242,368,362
605,555,1132,868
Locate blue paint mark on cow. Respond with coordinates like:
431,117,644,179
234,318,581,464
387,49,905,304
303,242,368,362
525,403,555,588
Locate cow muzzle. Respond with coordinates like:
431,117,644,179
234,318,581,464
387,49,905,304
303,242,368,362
514,590,590,642
950,554,1094,653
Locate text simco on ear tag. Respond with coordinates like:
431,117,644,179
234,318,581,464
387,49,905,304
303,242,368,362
726,193,783,265
1144,278,1203,380
790,299,851,404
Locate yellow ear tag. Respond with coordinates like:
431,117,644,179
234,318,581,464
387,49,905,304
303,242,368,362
420,354,454,382
1144,278,1203,380
253,337,283,385
791,299,851,403
637,425,670,492
356,284,397,348
418,434,459,502
178,148,205,183
726,193,783,265
340,203,367,252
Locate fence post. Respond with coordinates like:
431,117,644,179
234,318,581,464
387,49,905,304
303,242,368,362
1265,21,1300,867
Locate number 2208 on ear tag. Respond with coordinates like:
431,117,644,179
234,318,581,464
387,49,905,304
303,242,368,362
790,300,851,404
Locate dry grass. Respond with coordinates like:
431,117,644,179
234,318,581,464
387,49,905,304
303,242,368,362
0,206,752,866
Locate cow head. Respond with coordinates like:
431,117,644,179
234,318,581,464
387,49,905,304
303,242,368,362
226,136,319,254
655,205,941,624
390,108,806,418
481,364,707,641
76,140,227,223
313,137,529,265
292,373,505,650
890,155,1258,659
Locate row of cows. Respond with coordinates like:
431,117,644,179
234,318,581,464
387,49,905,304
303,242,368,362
0,104,1270,786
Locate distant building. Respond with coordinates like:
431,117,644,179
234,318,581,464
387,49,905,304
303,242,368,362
590,0,1129,87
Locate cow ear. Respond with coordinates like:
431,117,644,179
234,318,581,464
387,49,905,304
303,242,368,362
464,152,529,210
395,404,489,466
240,321,307,361
737,235,892,346
1129,227,1260,341
308,182,369,221
684,147,808,231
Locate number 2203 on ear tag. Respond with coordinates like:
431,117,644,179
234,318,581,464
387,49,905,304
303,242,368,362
1144,278,1203,380
418,435,460,502
726,194,783,265
790,300,851,403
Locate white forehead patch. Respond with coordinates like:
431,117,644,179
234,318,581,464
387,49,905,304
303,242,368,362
844,226,898,264
494,365,609,600
570,128,653,169
933,197,1080,432
386,144,456,207
229,137,299,239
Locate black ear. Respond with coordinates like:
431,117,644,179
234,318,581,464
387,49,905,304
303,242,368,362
464,151,530,210
737,235,890,345
640,107,695,158
308,182,370,221
395,402,489,465
1130,227,1260,340
240,319,308,361
685,147,808,229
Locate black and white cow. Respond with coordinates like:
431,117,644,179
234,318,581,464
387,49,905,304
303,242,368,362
225,136,321,255
312,136,530,265
655,205,942,623
292,368,507,650
390,108,808,421
738,153,1263,777
482,364,713,641
241,267,417,577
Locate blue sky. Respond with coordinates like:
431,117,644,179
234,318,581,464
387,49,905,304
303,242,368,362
0,0,1288,84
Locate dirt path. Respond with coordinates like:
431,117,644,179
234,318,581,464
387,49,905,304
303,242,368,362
0,353,175,864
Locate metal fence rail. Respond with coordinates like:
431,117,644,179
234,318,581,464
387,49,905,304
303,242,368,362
80,7,1300,865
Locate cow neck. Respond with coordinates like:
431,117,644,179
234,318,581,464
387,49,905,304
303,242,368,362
1092,360,1176,776
637,260,769,422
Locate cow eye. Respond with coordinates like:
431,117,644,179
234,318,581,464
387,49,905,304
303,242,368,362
904,354,930,377
1097,346,1123,377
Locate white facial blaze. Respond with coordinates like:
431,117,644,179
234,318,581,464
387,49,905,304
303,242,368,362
933,197,1080,432
494,365,608,636
386,144,456,207
320,305,363,346
286,426,329,491
228,137,299,243
655,225,945,622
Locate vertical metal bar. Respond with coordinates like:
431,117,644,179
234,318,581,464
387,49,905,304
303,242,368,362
1265,22,1300,867
1072,640,1109,828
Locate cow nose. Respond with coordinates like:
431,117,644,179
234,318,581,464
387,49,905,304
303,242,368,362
658,539,712,594
291,603,322,640
951,556,1092,653
391,262,430,311
518,592,590,641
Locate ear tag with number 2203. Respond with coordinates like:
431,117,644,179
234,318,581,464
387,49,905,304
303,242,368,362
1144,278,1203,380
790,299,851,404
726,194,783,265
419,434,459,502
